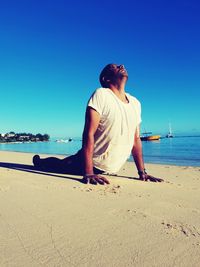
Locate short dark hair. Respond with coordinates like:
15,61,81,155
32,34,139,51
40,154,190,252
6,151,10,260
99,64,117,87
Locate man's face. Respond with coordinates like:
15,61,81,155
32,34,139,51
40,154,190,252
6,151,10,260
99,63,128,88
109,64,128,79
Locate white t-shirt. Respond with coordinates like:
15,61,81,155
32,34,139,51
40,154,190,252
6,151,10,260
87,88,142,173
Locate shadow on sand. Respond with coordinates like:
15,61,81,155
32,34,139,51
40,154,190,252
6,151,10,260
0,161,84,183
0,161,139,183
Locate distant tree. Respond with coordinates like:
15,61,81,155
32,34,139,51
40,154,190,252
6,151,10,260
43,134,50,141
36,133,43,141
15,133,20,139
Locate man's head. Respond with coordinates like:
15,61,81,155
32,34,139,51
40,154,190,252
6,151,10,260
99,63,128,88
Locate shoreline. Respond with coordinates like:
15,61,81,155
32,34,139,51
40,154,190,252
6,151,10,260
1,136,200,167
0,149,199,168
0,151,200,266
0,140,50,144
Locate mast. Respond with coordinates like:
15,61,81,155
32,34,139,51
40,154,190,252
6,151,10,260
166,122,173,138
169,122,172,135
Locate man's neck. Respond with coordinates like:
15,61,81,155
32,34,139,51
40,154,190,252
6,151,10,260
109,84,128,103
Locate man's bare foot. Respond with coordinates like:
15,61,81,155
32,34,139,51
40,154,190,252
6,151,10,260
33,155,40,168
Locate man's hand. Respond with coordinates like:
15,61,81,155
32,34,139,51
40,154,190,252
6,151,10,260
139,173,164,182
82,174,110,185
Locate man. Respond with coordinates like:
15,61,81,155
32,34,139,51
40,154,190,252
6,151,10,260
33,64,163,184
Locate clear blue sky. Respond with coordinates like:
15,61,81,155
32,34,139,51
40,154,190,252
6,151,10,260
0,0,200,138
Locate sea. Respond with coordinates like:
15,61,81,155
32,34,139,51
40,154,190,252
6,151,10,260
0,136,200,167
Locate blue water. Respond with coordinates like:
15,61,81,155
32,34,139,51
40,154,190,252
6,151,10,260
141,136,200,167
0,136,200,167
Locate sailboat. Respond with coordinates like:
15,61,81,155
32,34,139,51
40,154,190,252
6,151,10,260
166,123,173,138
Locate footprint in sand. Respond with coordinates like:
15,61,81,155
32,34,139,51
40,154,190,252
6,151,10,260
79,184,121,195
99,185,121,195
127,209,147,218
192,209,200,214
0,186,10,192
111,208,147,220
162,221,200,238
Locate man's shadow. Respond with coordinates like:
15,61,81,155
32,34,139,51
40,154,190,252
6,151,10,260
0,162,138,183
0,161,84,183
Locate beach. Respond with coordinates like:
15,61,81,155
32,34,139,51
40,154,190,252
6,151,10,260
0,151,200,267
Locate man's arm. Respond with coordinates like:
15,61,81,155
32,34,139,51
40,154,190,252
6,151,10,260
82,107,109,185
131,125,145,172
132,125,164,182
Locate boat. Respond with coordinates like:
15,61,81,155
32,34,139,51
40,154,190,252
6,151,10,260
55,138,73,143
140,132,161,141
166,123,174,138
55,139,68,143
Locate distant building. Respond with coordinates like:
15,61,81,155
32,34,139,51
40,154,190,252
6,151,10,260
18,136,31,141
6,133,15,138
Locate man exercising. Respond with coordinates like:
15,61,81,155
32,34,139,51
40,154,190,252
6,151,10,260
33,64,163,184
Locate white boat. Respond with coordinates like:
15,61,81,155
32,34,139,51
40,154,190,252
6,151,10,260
166,123,174,138
55,139,68,143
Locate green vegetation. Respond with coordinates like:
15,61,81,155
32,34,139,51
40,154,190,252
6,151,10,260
0,132,50,143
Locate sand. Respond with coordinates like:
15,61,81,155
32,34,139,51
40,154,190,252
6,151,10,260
0,151,200,267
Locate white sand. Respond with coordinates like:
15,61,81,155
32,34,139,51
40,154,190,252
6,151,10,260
0,151,200,267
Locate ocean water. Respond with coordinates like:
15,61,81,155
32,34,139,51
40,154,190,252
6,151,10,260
141,136,200,167
0,136,200,167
